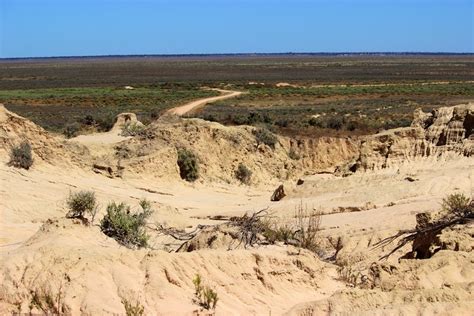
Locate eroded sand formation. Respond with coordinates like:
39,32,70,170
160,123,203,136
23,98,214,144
0,103,473,315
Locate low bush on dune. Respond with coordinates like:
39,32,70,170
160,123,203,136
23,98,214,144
254,128,277,148
235,163,252,184
9,141,33,170
193,274,218,311
122,298,145,316
66,190,98,224
177,148,199,182
121,122,146,137
231,204,322,252
100,199,153,249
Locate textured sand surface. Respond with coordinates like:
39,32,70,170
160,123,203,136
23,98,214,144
1,103,473,315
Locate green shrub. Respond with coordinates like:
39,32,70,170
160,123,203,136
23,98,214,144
442,193,473,218
177,148,199,182
66,190,98,224
100,199,153,249
326,116,345,130
235,163,252,184
121,122,146,137
308,117,324,128
96,112,116,132
63,123,81,138
193,274,218,310
254,128,277,148
9,141,33,169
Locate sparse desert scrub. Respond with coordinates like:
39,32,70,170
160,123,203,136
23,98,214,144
65,190,98,224
63,122,81,138
177,148,199,182
122,298,145,316
100,199,153,249
193,274,218,311
121,121,146,137
254,128,277,148
293,203,322,252
28,287,67,315
376,193,473,259
9,141,33,169
235,163,252,184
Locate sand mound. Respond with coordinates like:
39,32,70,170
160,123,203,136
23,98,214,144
287,249,474,315
0,218,339,315
112,117,358,184
0,104,90,168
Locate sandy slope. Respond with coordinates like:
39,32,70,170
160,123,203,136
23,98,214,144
166,89,243,116
1,104,473,315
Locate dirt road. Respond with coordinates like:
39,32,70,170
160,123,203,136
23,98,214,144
166,88,242,116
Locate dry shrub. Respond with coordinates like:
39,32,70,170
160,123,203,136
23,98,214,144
122,298,145,316
293,203,322,252
29,287,67,315
9,141,33,169
235,163,252,184
193,274,218,310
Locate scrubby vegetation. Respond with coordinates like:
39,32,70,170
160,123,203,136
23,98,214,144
376,193,473,259
29,287,66,315
121,122,146,137
254,128,277,148
235,163,252,184
63,123,81,138
65,190,98,224
9,141,33,170
193,274,218,311
177,148,199,182
122,298,145,316
231,204,322,252
100,199,153,249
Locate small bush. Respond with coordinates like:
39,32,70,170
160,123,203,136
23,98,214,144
121,122,146,137
122,298,145,316
294,203,321,252
29,287,66,315
9,141,33,169
96,113,116,132
326,116,345,130
308,117,324,127
66,190,98,224
442,193,473,218
100,199,153,249
177,148,199,182
193,274,218,310
261,220,295,244
63,123,81,138
254,128,277,148
235,163,252,184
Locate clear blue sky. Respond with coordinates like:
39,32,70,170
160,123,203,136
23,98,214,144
0,0,472,58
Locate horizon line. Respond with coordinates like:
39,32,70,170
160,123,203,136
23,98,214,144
1,51,473,61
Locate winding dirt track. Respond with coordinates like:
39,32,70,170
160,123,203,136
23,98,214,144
166,88,242,116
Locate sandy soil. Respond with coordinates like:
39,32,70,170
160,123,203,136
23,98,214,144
0,103,473,315
166,89,243,116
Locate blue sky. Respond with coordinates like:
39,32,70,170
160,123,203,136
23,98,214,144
0,0,472,58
